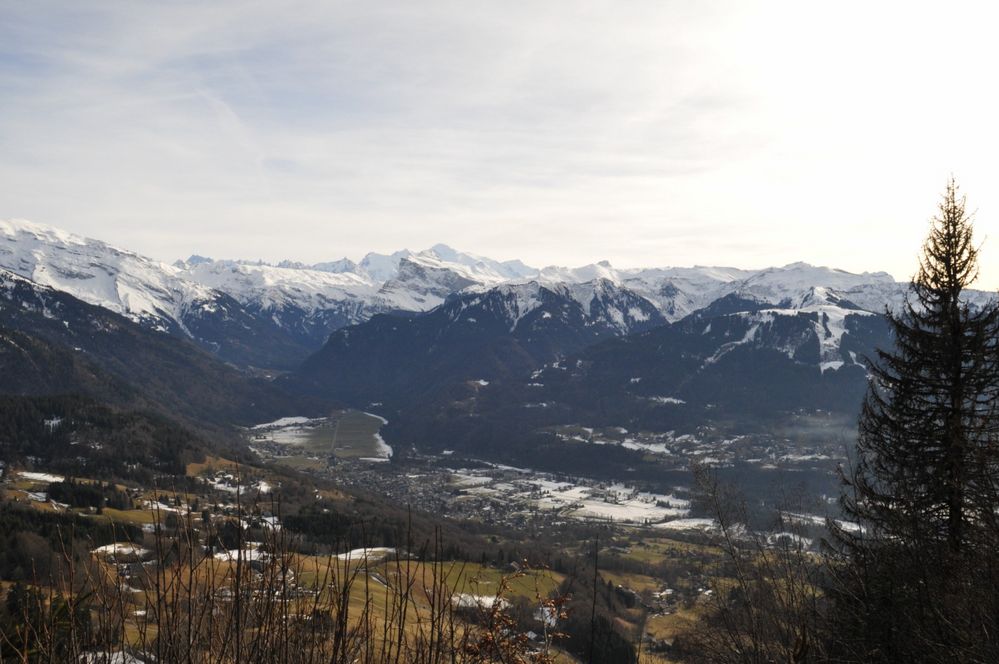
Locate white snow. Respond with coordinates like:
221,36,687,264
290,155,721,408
647,396,685,405
703,323,760,366
214,545,269,562
80,652,148,664
335,547,396,561
366,413,393,458
0,218,217,329
654,518,719,531
252,416,318,429
452,593,509,610
767,532,813,548
92,543,151,558
18,471,64,483
363,412,389,426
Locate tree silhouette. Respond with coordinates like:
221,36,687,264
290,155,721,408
831,179,999,661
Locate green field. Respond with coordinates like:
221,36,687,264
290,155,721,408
256,410,390,460
329,410,390,459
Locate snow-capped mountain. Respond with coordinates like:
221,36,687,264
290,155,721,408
0,219,219,334
177,258,380,342
0,220,543,367
0,267,308,424
464,287,897,439
532,261,901,324
285,279,667,407
0,219,337,368
6,217,992,376
358,249,415,282
686,286,878,374
420,243,536,281
451,279,666,336
173,246,541,349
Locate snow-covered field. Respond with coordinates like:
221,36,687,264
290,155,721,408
450,470,691,525
252,416,322,430
452,594,509,610
18,471,64,483
653,518,718,531
250,411,392,460
214,545,269,562
92,543,151,558
335,547,396,561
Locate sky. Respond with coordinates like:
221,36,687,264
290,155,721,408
3,1,999,285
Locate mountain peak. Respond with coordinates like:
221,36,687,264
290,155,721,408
176,254,214,268
1,218,94,247
428,242,459,256
779,261,816,270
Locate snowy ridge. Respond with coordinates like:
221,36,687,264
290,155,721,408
451,282,544,331
456,279,663,334
5,218,995,371
179,245,537,318
698,286,877,372
0,219,219,332
182,260,378,313
732,262,896,306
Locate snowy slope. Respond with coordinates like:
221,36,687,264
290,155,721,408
358,249,414,282
457,280,643,333
422,244,536,281
178,245,534,315
180,260,379,314
0,219,218,333
708,287,876,373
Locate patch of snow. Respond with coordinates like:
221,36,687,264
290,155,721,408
452,593,509,610
252,416,318,430
92,543,151,558
767,532,813,548
214,545,268,562
654,518,718,531
647,396,685,405
335,547,395,561
18,471,64,483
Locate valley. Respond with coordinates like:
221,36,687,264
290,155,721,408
247,407,849,542
0,221,953,661
248,410,393,465
5,5,996,659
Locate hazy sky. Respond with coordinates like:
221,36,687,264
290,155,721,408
3,2,999,285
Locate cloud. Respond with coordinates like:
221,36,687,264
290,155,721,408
2,1,999,285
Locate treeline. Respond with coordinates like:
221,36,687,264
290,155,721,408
0,395,206,480
46,479,133,511
0,501,141,582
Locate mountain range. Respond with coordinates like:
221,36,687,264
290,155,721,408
3,216,995,461
1,218,933,369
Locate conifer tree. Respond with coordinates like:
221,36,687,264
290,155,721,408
831,179,999,661
843,178,999,553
